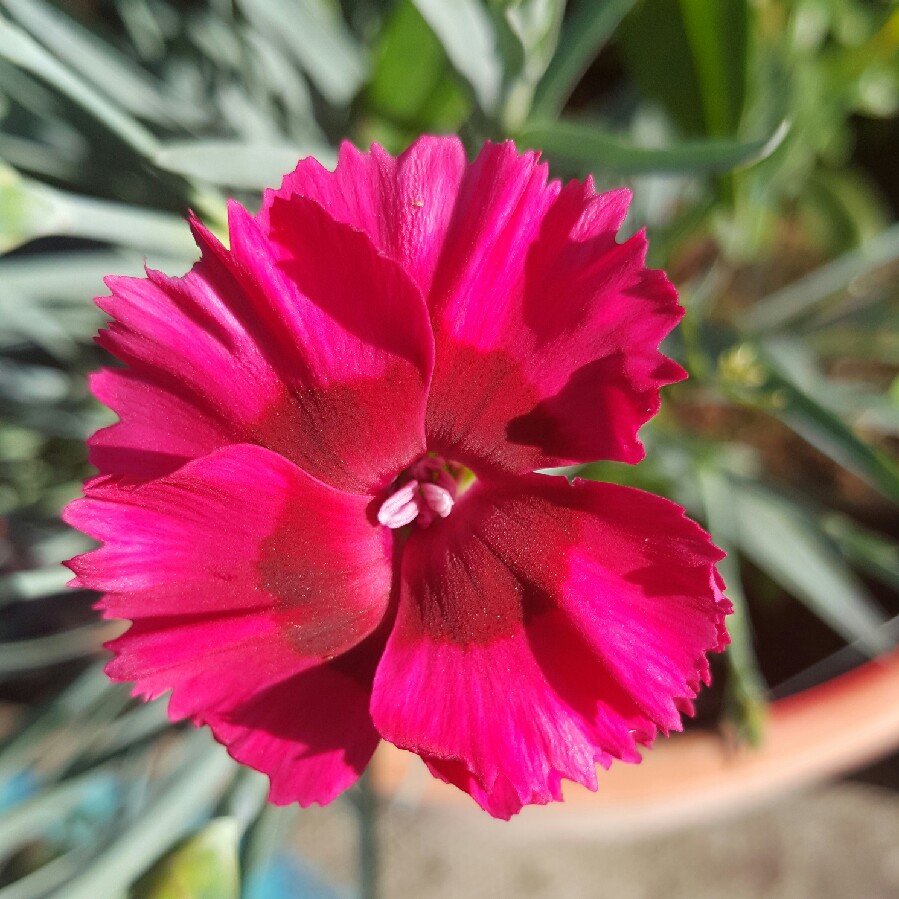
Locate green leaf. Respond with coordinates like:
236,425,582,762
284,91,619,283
822,514,899,593
744,221,899,333
0,624,110,675
59,736,237,899
727,480,890,655
0,161,56,253
758,339,899,504
412,0,503,115
698,468,767,743
531,0,637,119
130,819,240,899
153,141,335,190
516,117,788,174
0,164,196,256
617,0,705,135
0,14,159,159
0,772,119,859
0,251,153,300
365,0,470,131
0,566,72,604
2,0,199,126
618,0,748,137
236,0,368,106
678,0,748,137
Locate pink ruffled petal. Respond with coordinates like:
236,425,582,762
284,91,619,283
208,633,384,806
65,444,393,717
259,138,682,475
369,475,728,817
94,221,277,479
226,197,433,492
425,150,684,475
96,203,432,493
259,136,467,296
88,368,235,480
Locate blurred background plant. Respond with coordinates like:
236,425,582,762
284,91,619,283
0,0,897,896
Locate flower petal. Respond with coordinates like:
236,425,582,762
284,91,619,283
369,475,728,817
259,136,467,297
208,633,384,806
227,197,433,492
424,148,684,475
88,368,235,480
260,138,683,475
65,444,394,714
96,203,432,493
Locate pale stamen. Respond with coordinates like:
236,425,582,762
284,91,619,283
376,481,421,529
377,455,461,530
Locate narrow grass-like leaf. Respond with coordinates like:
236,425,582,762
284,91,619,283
236,0,367,106
1,167,196,256
0,251,166,299
0,772,119,859
0,15,158,158
412,0,503,115
154,140,335,190
698,468,767,742
822,515,899,593
366,0,470,132
0,665,111,782
745,221,899,333
678,0,748,137
0,567,71,604
131,818,240,899
0,624,112,675
2,0,198,125
759,341,899,504
0,844,96,899
517,117,788,174
531,0,636,119
0,132,79,179
729,481,890,655
0,294,79,357
57,736,237,899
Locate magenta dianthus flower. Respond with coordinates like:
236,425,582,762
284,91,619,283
64,137,730,819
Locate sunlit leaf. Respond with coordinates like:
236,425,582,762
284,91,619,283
412,0,503,115
517,117,788,174
727,480,890,655
130,818,240,899
366,0,470,132
0,14,159,158
2,0,199,125
0,165,196,256
531,0,636,119
236,0,367,106
745,221,899,332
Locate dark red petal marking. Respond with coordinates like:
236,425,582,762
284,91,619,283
369,475,729,817
424,149,684,475
93,199,432,493
64,444,393,717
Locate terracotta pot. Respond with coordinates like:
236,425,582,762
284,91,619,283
369,649,899,835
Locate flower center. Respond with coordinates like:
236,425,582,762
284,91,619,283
377,455,469,530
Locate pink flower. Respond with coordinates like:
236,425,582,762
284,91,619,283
64,137,730,819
